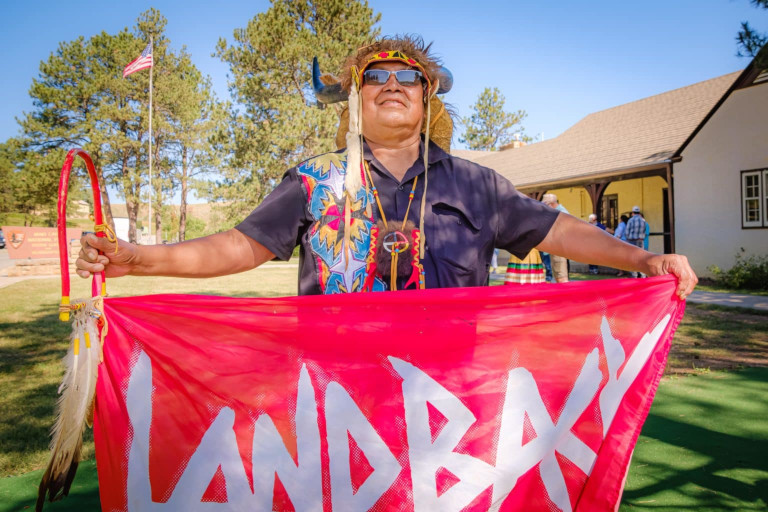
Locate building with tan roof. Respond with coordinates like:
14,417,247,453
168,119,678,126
455,55,767,276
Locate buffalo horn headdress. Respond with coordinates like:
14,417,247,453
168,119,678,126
312,38,455,271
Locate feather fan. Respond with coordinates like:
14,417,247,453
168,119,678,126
36,297,102,512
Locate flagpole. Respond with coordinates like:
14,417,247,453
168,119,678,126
148,36,153,242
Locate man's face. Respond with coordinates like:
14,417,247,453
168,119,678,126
360,61,425,141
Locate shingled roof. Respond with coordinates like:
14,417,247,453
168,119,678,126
464,71,741,190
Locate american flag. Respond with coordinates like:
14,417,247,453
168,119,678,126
123,43,153,78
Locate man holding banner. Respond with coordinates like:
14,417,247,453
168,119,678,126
76,35,697,299
61,35,698,512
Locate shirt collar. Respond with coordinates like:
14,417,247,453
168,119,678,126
362,135,450,167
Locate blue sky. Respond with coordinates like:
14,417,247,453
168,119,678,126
1,0,765,147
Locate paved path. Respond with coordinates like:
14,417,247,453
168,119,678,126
687,290,768,311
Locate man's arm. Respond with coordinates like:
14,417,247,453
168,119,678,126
537,213,698,299
75,229,275,279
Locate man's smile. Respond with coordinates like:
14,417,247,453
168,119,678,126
377,94,407,107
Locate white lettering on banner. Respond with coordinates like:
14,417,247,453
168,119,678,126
325,381,401,511
126,359,322,511
389,358,498,511
123,315,669,511
490,350,601,512
250,365,323,510
599,315,671,436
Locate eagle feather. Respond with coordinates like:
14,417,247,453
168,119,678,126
36,297,102,511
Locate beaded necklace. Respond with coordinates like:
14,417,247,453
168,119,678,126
363,161,423,290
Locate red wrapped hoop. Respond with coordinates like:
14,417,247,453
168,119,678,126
57,149,106,321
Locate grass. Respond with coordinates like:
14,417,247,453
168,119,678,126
669,303,768,374
620,367,768,511
1,460,100,512
1,267,767,510
0,265,299,478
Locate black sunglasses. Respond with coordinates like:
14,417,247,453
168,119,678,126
362,69,425,87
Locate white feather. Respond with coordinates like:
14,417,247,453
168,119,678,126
345,83,363,198
37,297,102,509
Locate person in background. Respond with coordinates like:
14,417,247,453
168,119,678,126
505,248,546,285
587,213,608,275
626,206,648,278
541,193,569,283
540,251,553,282
614,214,629,276
640,212,650,251
614,214,628,242
490,248,499,273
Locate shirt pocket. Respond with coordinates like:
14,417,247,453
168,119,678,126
428,201,484,285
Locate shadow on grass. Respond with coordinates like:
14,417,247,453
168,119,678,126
0,308,86,477
0,311,71,375
621,367,768,511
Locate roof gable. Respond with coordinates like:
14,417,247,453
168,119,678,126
469,71,741,189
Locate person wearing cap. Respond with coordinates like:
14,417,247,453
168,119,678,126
626,206,648,278
75,35,697,299
541,194,569,283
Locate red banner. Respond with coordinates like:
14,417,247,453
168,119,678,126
93,276,684,511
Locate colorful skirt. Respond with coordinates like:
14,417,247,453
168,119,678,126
505,249,546,285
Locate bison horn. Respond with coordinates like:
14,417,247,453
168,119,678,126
436,67,453,94
312,57,348,104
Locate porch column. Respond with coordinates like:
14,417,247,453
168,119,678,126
583,181,610,220
666,163,675,253
526,191,546,201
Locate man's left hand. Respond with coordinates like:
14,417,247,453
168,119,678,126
643,254,698,300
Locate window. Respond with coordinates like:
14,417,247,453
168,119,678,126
741,169,768,228
601,194,618,230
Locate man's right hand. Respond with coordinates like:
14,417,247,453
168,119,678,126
76,233,138,279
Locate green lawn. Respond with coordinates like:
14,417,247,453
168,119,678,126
0,265,299,479
2,268,767,511
620,368,768,511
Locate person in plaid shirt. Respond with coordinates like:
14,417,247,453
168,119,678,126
626,206,647,277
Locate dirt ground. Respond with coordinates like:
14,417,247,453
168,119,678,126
668,303,768,375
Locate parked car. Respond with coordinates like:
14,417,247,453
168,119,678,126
0,228,5,249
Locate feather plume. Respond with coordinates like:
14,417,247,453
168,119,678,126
345,83,363,198
37,297,102,511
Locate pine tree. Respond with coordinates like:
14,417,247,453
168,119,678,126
18,35,116,227
736,0,768,69
14,8,224,243
161,49,226,241
460,87,529,151
212,0,380,223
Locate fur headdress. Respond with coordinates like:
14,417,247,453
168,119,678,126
311,35,455,277
312,35,455,161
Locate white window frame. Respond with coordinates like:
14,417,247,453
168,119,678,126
741,169,768,228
